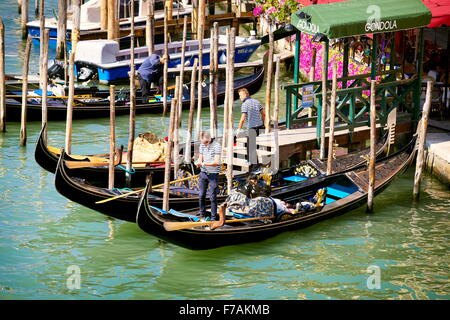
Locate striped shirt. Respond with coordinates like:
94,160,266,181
241,97,263,128
199,140,221,174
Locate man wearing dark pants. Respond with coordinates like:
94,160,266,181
236,88,266,171
137,53,168,102
196,131,221,222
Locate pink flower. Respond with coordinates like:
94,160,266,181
266,6,278,14
253,5,264,16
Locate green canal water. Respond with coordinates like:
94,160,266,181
1,1,449,300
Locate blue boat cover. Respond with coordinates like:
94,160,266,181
283,176,308,182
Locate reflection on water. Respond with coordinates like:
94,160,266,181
0,0,449,300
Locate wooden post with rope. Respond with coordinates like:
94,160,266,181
19,36,32,146
326,63,337,175
367,80,377,212
41,30,49,145
413,81,432,201
226,28,235,194
185,58,198,163
264,22,274,134
64,51,75,154
0,18,5,132
56,0,67,59
108,85,116,190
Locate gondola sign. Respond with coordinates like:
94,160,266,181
302,84,314,109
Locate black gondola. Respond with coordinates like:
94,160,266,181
6,67,265,121
53,134,389,222
135,137,417,250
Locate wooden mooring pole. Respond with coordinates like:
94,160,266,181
196,23,204,139
367,80,377,212
184,58,198,163
163,84,178,211
19,36,32,146
308,48,316,126
107,0,117,41
226,28,235,194
264,22,274,134
146,0,155,55
413,81,432,201
64,51,75,154
173,76,181,174
34,0,39,17
209,22,219,138
21,0,29,39
108,85,116,190
272,56,280,173
162,7,169,117
0,18,5,132
319,43,328,160
56,0,67,59
221,27,230,157
126,0,136,186
41,30,49,145
326,63,337,175
100,0,108,30
72,0,81,51
38,0,45,89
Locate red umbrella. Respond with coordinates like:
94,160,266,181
421,0,450,27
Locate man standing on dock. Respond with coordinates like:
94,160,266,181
196,131,221,223
236,88,266,171
137,54,168,102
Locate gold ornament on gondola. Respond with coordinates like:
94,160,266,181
294,164,318,178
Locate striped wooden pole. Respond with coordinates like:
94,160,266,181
108,85,116,190
41,30,49,145
56,0,67,59
326,63,337,175
19,36,32,146
184,58,198,163
413,81,432,200
64,51,75,153
0,18,5,132
367,80,377,212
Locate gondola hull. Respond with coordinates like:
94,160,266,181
136,138,416,250
53,134,389,222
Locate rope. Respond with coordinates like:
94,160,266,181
117,164,136,174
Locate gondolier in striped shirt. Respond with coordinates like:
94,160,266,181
236,88,266,170
196,131,222,223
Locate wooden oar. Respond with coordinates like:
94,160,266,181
5,94,103,99
163,216,275,231
65,160,164,169
95,174,200,204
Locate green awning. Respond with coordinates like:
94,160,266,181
291,0,432,39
